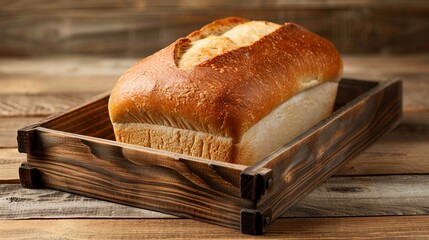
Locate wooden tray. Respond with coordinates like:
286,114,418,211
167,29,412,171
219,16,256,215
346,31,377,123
17,78,402,235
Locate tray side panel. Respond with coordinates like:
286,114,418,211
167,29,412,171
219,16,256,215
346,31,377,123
334,79,379,110
26,129,252,229
254,80,402,224
239,79,380,203
41,93,115,140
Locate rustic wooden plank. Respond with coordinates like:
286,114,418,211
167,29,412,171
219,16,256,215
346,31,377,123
0,117,42,148
286,175,429,218
0,149,24,184
0,184,174,219
0,93,93,117
0,57,135,94
343,54,429,79
1,0,427,12
0,74,118,94
0,216,428,239
0,2,428,56
343,55,429,112
339,112,429,175
0,56,134,78
402,80,429,113
2,175,428,219
0,57,134,77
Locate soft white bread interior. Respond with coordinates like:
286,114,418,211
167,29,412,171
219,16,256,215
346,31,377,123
109,17,343,165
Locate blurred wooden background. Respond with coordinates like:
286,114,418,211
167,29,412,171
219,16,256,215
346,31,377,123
1,0,428,57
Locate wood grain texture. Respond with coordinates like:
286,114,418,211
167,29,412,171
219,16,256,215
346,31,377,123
0,75,117,94
343,55,429,112
0,149,24,183
0,93,92,117
2,174,429,219
339,112,429,175
0,57,134,94
0,1,428,56
2,0,428,11
40,92,114,139
1,216,429,239
0,117,42,148
0,184,173,220
25,126,251,229
288,175,429,218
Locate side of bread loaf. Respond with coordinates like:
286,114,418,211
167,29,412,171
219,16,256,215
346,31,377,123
109,17,343,165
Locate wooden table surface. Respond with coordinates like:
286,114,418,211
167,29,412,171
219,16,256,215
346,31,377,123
1,54,428,239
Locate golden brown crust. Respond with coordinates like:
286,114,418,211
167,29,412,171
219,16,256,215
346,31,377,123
186,17,249,41
109,18,343,142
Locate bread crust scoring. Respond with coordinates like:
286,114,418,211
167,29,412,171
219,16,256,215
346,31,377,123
109,17,343,142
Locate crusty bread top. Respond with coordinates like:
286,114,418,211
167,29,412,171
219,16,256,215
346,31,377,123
178,19,280,69
109,17,343,142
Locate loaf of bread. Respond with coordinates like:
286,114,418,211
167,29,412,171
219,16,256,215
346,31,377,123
108,17,343,165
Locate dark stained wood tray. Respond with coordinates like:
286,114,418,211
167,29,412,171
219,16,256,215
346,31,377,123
17,78,402,235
